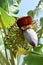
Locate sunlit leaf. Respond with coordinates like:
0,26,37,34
0,7,16,28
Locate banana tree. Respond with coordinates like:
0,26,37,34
0,0,43,65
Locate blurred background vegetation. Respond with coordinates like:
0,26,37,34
0,0,43,65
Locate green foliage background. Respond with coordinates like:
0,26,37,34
0,0,43,65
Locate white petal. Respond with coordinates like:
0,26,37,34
24,29,38,46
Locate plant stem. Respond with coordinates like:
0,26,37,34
10,49,15,65
0,51,10,65
0,60,4,65
0,17,8,61
0,17,7,35
1,30,8,60
22,61,25,65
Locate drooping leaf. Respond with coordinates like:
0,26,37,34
9,5,19,14
0,7,16,28
40,17,43,27
37,27,43,38
27,10,35,18
24,52,43,65
27,1,41,18
8,0,19,14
